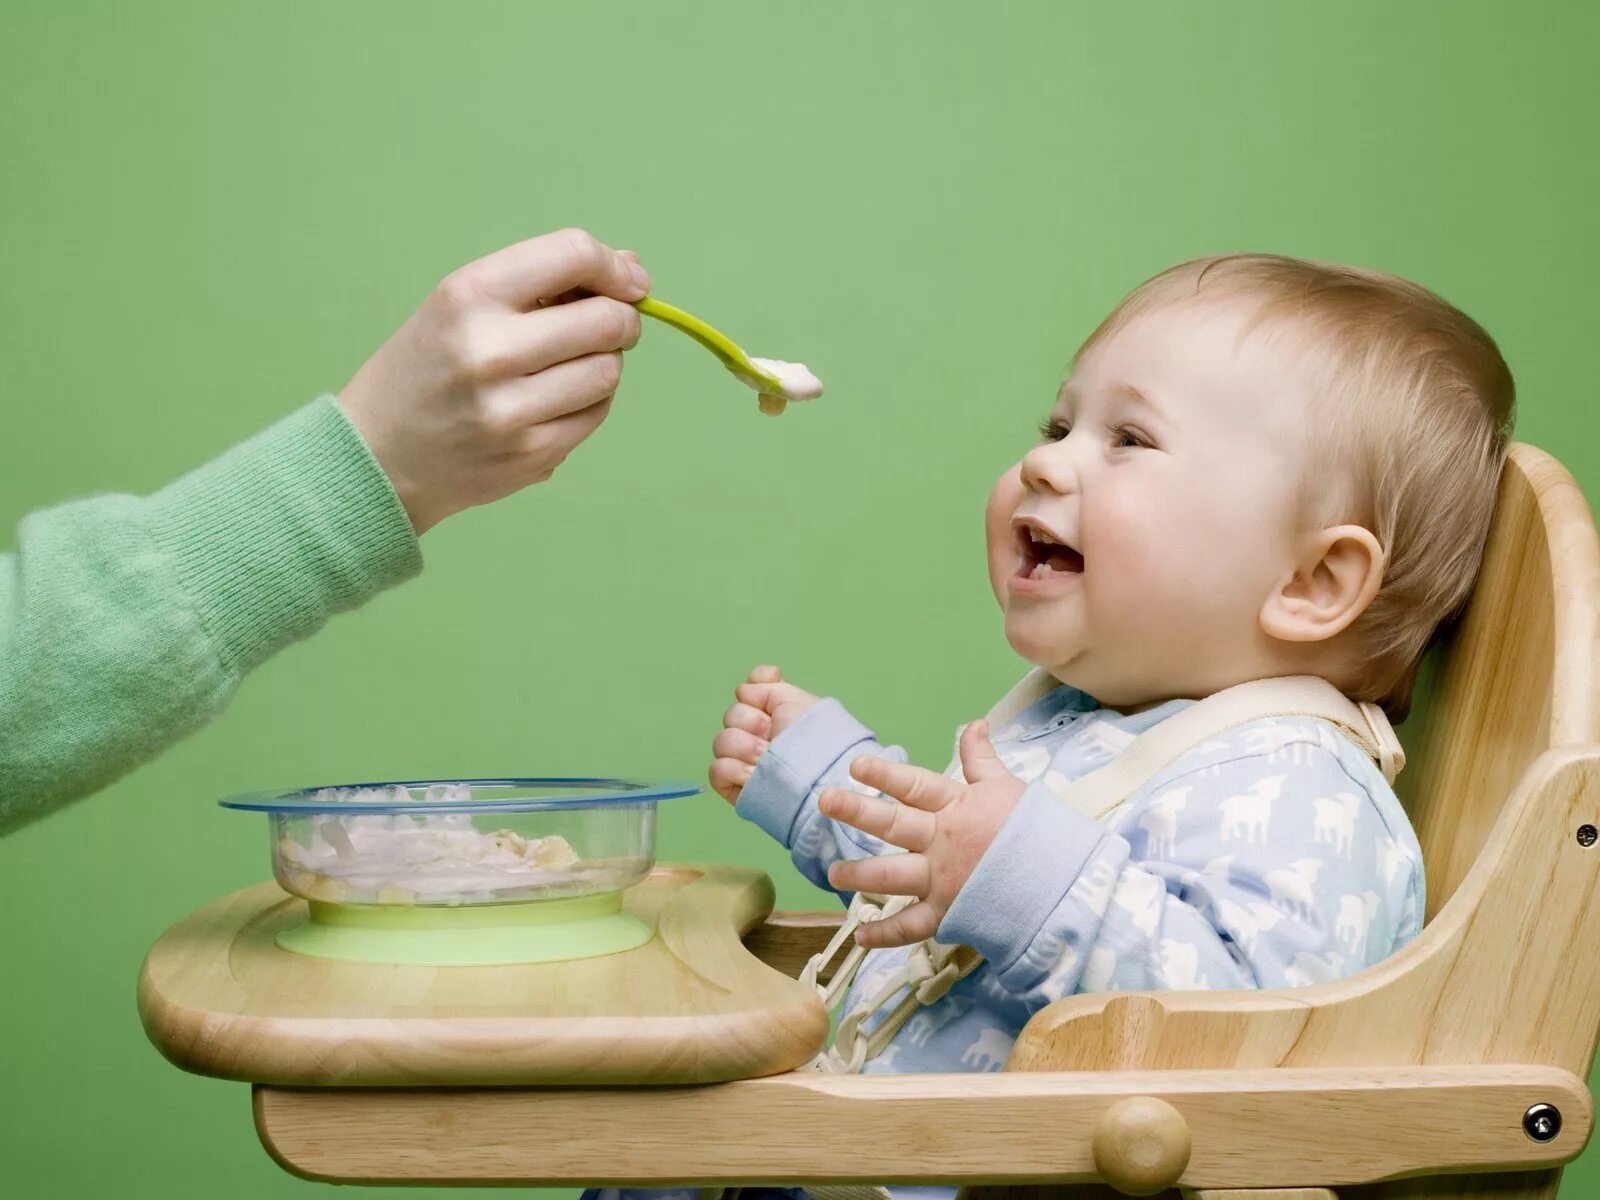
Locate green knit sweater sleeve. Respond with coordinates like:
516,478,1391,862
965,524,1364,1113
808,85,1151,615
0,396,422,835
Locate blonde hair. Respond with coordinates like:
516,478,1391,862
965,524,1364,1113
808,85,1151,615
1079,254,1515,719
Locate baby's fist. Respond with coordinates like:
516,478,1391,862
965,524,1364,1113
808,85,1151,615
708,666,820,805
735,665,820,741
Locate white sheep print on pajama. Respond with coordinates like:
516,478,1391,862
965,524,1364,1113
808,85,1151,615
581,681,1424,1200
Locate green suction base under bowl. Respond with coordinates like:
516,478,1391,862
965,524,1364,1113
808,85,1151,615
275,890,653,965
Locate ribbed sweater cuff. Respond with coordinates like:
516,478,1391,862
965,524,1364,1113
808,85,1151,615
147,396,422,675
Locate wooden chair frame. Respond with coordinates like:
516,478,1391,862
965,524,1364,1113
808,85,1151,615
163,445,1600,1200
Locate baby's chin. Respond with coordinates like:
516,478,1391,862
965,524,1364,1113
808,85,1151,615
1002,609,1088,681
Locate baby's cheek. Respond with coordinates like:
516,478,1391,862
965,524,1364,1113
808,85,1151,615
1085,497,1198,621
984,466,1025,605
985,536,1014,606
1089,541,1167,622
1099,493,1274,642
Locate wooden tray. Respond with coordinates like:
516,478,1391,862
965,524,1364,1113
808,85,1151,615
139,862,830,1086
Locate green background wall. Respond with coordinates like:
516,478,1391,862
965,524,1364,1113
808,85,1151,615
3,2,1596,1196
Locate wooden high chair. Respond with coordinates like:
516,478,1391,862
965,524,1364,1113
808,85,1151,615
142,444,1600,1200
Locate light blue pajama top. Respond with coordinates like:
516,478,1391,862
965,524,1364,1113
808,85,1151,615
735,683,1424,1079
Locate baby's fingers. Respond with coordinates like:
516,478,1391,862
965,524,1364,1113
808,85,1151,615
709,757,754,805
958,720,1011,784
828,852,930,901
723,702,772,740
713,727,768,765
849,757,958,812
855,901,940,950
748,664,782,684
736,681,793,713
819,786,935,852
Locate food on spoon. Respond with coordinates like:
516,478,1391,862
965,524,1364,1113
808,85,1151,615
740,356,824,416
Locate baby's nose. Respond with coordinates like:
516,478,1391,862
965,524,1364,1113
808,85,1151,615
1020,441,1077,495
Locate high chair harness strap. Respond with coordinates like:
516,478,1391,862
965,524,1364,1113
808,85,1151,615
980,669,1406,796
782,676,1403,1200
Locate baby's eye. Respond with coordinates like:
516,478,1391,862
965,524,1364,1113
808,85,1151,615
1110,424,1150,450
1037,418,1070,442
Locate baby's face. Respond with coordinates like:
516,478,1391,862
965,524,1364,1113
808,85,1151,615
985,299,1318,707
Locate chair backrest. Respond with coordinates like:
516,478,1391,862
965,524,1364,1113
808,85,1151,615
996,445,1600,1200
1395,443,1600,923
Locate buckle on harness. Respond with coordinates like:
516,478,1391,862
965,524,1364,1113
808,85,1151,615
916,942,983,1004
915,959,961,1004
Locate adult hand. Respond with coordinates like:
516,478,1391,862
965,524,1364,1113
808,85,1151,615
338,227,652,534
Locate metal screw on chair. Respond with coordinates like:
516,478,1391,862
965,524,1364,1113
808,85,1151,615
1577,824,1597,847
1524,1103,1563,1142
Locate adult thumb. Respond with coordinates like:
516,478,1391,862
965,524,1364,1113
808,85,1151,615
959,720,1007,783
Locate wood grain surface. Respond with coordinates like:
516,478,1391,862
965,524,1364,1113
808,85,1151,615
139,862,830,1085
251,1063,1590,1188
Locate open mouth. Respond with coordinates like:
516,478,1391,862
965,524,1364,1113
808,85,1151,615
1015,519,1085,581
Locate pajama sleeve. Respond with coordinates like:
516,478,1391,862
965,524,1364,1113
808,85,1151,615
937,728,1424,1009
733,697,910,901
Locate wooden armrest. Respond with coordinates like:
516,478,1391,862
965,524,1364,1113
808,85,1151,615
254,1063,1590,1191
741,908,846,982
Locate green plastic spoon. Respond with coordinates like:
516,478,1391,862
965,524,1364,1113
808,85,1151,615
633,296,821,415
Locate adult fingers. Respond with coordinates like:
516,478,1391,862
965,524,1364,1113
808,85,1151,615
849,756,959,812
710,757,753,805
748,664,782,684
463,227,651,309
539,251,639,311
515,393,614,478
854,901,940,949
713,727,768,765
828,852,931,901
818,786,935,853
724,703,773,739
470,296,641,381
488,350,626,428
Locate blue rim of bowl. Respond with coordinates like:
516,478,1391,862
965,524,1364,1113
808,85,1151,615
218,776,703,814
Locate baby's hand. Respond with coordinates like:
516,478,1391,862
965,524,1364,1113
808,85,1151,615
708,666,820,804
820,720,1024,948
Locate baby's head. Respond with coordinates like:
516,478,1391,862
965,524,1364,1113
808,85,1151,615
985,254,1515,718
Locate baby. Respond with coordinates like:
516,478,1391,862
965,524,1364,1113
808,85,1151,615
587,254,1514,1200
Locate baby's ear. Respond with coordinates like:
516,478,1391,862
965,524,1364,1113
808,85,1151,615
1259,525,1385,645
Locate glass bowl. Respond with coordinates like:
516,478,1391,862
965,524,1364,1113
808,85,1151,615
220,777,700,965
